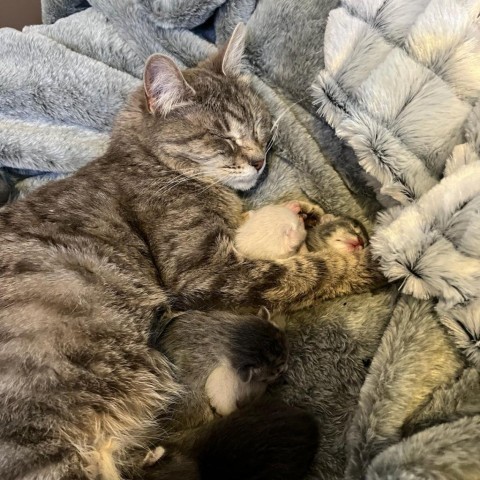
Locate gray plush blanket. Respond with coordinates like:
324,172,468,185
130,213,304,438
1,0,479,478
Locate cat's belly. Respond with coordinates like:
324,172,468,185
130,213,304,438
0,262,178,479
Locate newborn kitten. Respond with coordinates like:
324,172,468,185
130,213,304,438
141,400,319,480
307,214,368,253
150,308,288,417
235,202,310,260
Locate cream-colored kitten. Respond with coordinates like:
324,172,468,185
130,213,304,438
235,202,310,260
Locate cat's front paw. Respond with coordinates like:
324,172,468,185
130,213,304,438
143,446,166,467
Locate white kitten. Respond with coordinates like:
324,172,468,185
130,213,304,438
235,202,309,260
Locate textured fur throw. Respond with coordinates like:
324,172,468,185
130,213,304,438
313,1,480,477
313,0,480,363
1,0,479,478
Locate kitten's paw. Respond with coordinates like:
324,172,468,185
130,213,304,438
288,201,324,228
318,213,338,224
143,446,166,467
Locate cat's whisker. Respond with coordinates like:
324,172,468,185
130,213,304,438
270,96,308,140
156,172,208,197
196,175,232,196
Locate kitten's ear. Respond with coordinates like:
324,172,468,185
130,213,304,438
270,313,287,331
209,23,246,76
144,54,195,116
258,306,287,330
257,306,271,323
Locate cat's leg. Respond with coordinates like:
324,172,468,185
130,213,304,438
171,241,382,311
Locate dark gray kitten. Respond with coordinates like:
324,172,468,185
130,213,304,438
0,25,379,480
150,308,288,419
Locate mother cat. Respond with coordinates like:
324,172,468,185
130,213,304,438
0,25,378,479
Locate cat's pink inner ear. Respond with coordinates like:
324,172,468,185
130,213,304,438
207,23,246,76
221,23,246,76
143,54,195,115
257,306,271,322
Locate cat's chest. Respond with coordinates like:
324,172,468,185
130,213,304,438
167,182,244,229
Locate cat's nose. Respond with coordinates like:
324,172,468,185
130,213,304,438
346,235,364,251
249,158,264,171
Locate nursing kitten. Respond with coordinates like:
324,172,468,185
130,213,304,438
235,201,310,260
150,308,288,417
0,25,380,480
141,400,319,480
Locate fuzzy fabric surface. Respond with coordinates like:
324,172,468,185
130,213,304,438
312,0,480,478
1,0,479,478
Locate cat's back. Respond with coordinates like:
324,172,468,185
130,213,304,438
0,160,168,320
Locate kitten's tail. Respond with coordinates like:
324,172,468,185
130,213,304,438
141,400,319,480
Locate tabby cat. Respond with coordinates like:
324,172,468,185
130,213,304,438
0,25,379,479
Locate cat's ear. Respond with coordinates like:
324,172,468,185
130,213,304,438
258,306,286,330
144,54,195,116
209,23,246,76
257,306,271,323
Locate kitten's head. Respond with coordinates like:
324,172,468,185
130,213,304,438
229,307,289,384
140,24,272,191
306,215,369,254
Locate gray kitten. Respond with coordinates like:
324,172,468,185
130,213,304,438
150,308,288,418
0,24,379,480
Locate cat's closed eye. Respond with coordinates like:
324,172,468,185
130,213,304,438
216,134,236,151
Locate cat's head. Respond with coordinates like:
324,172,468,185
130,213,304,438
141,24,272,191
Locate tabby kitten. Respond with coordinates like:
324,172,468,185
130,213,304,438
0,25,379,479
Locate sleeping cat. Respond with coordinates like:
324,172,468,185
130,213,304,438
0,24,380,480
